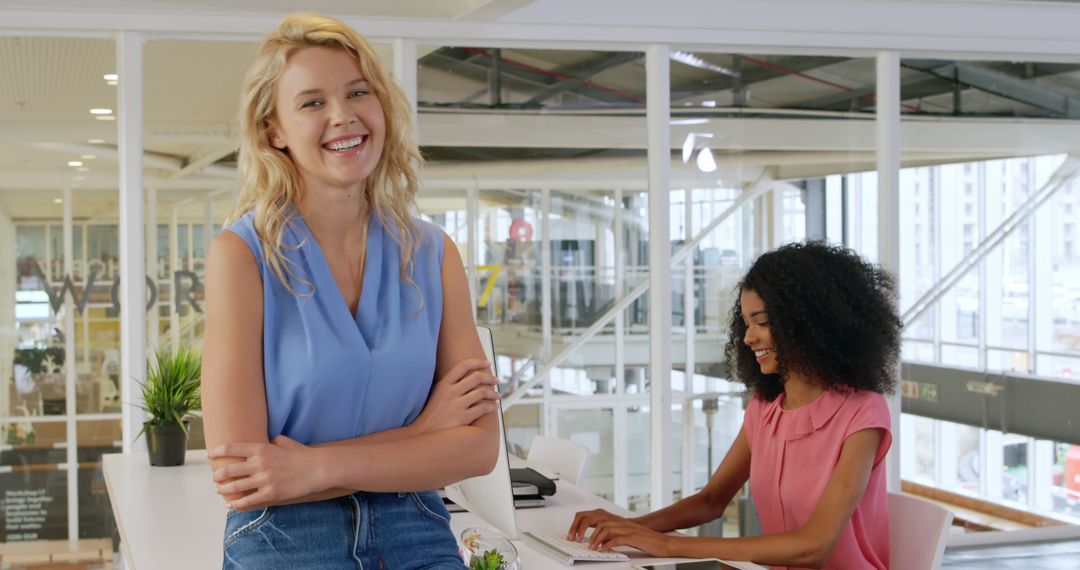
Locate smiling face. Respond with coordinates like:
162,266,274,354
741,289,779,375
268,46,385,194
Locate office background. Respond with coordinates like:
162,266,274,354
1,0,1079,565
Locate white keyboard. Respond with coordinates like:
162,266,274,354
522,530,630,565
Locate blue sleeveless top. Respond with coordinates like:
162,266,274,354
224,209,445,445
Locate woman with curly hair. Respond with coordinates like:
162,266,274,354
200,13,499,569
570,241,900,569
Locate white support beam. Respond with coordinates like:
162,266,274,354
117,31,147,454
646,44,672,512
168,143,238,180
877,51,901,495
454,0,538,21
62,186,78,551
146,185,159,353
392,38,419,140
414,113,1080,154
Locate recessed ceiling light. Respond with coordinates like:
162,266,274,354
702,100,717,108
95,115,116,121
67,161,83,167
54,198,63,204
87,139,105,144
107,80,118,86
81,154,95,160
76,166,90,172
670,118,709,126
89,108,112,115
103,73,118,81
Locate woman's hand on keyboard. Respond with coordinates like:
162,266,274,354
586,519,674,556
567,508,627,541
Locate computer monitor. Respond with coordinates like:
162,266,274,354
443,326,520,539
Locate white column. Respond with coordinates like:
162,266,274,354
682,189,696,499
1033,159,1054,370
613,404,628,508
876,51,901,494
984,162,1005,355
646,44,673,511
62,186,78,550
467,181,479,318
541,188,552,361
976,164,987,369
118,31,147,453
614,189,625,396
900,415,916,480
146,185,159,353
169,207,180,352
937,421,958,488
392,38,418,141
984,430,1004,499
1033,439,1055,511
540,188,553,433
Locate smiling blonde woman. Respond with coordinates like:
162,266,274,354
200,13,500,569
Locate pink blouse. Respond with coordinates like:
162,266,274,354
743,389,891,570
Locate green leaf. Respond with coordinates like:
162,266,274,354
134,347,202,441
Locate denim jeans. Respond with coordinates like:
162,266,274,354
222,490,466,569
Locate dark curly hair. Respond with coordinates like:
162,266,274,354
724,241,901,401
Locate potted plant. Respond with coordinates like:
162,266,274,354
136,347,201,466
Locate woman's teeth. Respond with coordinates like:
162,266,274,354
754,349,772,358
325,136,365,151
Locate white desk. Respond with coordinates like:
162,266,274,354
103,451,763,569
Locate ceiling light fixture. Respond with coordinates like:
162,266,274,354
95,115,116,121
68,161,83,167
89,108,113,115
702,100,717,108
54,198,63,204
696,147,717,173
104,74,118,81
81,154,95,160
87,139,105,144
681,133,696,163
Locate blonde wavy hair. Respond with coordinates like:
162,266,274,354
228,12,422,295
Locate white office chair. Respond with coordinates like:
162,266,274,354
889,492,954,570
526,434,591,485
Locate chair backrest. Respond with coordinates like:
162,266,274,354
889,492,954,570
526,434,591,485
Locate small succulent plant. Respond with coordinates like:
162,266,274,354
468,549,506,570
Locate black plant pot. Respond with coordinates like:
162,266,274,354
145,421,189,467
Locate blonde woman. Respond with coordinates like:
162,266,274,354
201,13,499,569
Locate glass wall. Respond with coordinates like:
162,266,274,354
667,52,879,534
416,45,654,508
1,36,119,564
897,56,1080,525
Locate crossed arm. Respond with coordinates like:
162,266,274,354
201,231,500,510
569,427,882,569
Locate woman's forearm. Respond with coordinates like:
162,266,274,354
634,490,728,532
316,422,498,493
665,531,828,569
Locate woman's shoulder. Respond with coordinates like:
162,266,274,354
222,211,260,248
411,217,449,261
838,389,891,427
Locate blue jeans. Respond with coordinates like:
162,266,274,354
222,490,466,569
